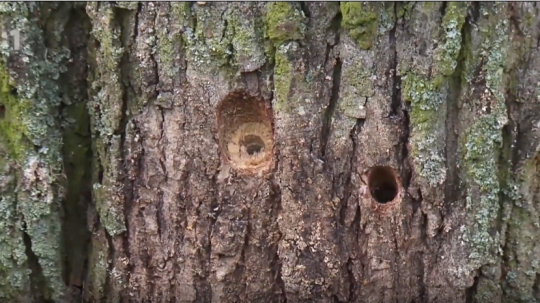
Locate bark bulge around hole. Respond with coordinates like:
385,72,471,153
217,91,274,174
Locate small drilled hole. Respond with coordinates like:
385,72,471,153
368,166,399,204
241,135,265,155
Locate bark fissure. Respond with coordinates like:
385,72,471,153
417,229,427,302
299,2,311,20
59,4,92,296
102,229,116,302
465,276,479,303
391,3,411,192
389,4,401,118
346,256,356,303
238,202,251,302
320,56,342,158
339,114,364,226
271,185,287,303
133,3,142,41
157,107,166,240
444,4,468,216
345,117,364,300
534,273,540,300
22,228,50,303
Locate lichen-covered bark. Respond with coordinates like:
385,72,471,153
0,2,539,303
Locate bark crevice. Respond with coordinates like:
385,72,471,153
59,3,92,296
22,228,49,303
320,56,342,158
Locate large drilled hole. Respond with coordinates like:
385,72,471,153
217,91,274,174
368,166,400,204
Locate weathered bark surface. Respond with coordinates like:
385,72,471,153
0,2,539,303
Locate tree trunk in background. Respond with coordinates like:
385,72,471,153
0,2,539,303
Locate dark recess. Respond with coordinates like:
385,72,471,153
368,166,399,204
240,134,265,155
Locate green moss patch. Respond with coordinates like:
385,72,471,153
341,2,378,50
264,2,306,47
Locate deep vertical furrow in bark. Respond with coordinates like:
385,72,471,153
58,4,92,301
319,57,342,159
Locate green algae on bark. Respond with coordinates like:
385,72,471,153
273,44,294,113
272,41,312,115
229,3,266,72
340,2,379,50
264,2,306,47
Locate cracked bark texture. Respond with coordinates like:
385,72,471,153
0,2,540,303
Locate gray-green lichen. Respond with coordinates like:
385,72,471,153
93,183,126,237
404,2,469,187
169,2,270,79
86,3,127,237
403,74,447,186
0,155,31,300
114,1,138,10
170,1,272,84
497,136,539,300
176,3,235,74
0,2,72,301
338,55,373,120
272,40,314,117
0,31,33,301
155,12,178,78
460,3,509,271
436,2,468,75
229,4,266,72
396,2,415,22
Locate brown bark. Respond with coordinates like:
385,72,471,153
0,2,539,303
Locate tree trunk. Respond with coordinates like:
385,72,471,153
0,2,539,303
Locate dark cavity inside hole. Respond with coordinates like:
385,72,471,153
368,166,399,204
241,135,265,155
0,105,5,119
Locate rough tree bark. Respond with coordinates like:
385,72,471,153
0,2,539,303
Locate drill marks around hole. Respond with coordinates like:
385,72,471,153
227,122,272,170
217,91,274,175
